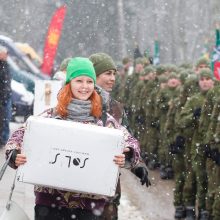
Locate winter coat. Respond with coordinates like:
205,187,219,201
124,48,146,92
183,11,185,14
0,60,12,103
5,108,140,211
0,60,12,138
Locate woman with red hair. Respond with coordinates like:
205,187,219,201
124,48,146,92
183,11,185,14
5,57,140,220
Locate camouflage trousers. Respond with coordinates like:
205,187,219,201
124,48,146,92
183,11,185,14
212,166,220,220
184,156,207,210
147,127,159,163
182,158,196,206
206,159,218,215
173,153,185,206
158,131,172,166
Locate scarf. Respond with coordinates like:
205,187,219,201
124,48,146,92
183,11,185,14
95,85,110,106
66,99,96,122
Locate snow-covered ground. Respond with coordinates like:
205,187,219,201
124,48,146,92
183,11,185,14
119,193,148,220
119,168,174,220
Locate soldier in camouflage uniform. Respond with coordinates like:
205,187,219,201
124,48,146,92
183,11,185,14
112,57,132,103
177,69,214,220
146,66,190,175
135,66,157,150
155,72,181,179
202,83,220,220
141,64,168,168
131,66,155,141
141,68,160,155
205,100,220,220
122,57,145,125
143,75,167,169
170,73,199,219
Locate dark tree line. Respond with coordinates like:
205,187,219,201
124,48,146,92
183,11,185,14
0,0,220,65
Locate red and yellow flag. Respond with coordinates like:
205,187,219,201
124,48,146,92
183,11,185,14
41,5,67,76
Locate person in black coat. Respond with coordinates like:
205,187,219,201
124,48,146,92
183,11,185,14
0,46,12,147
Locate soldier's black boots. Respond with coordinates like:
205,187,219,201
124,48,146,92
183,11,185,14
165,166,174,179
198,210,209,220
174,206,186,219
159,165,167,179
159,165,174,179
140,151,149,166
148,160,159,170
185,206,196,220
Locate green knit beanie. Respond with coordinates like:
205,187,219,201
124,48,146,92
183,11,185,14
89,53,117,76
65,57,96,84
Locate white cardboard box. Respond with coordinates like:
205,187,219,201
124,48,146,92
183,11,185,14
17,116,124,197
34,80,62,115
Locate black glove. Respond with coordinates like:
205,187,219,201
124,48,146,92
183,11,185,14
150,120,160,129
193,107,201,119
169,143,178,154
132,166,151,187
169,136,185,154
140,151,148,160
216,152,220,166
140,151,149,166
211,148,220,164
124,148,133,161
204,144,212,158
136,115,145,125
175,136,185,148
11,149,19,163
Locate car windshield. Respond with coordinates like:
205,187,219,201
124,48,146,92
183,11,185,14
7,56,20,71
0,36,41,75
8,48,41,74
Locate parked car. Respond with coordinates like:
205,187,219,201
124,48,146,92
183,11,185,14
0,35,50,119
11,80,34,122
0,35,50,93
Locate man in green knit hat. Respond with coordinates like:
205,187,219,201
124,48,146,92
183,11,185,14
89,52,151,220
156,72,181,179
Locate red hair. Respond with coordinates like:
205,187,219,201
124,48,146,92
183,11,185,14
56,83,102,118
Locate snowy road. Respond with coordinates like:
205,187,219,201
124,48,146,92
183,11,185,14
119,168,175,220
